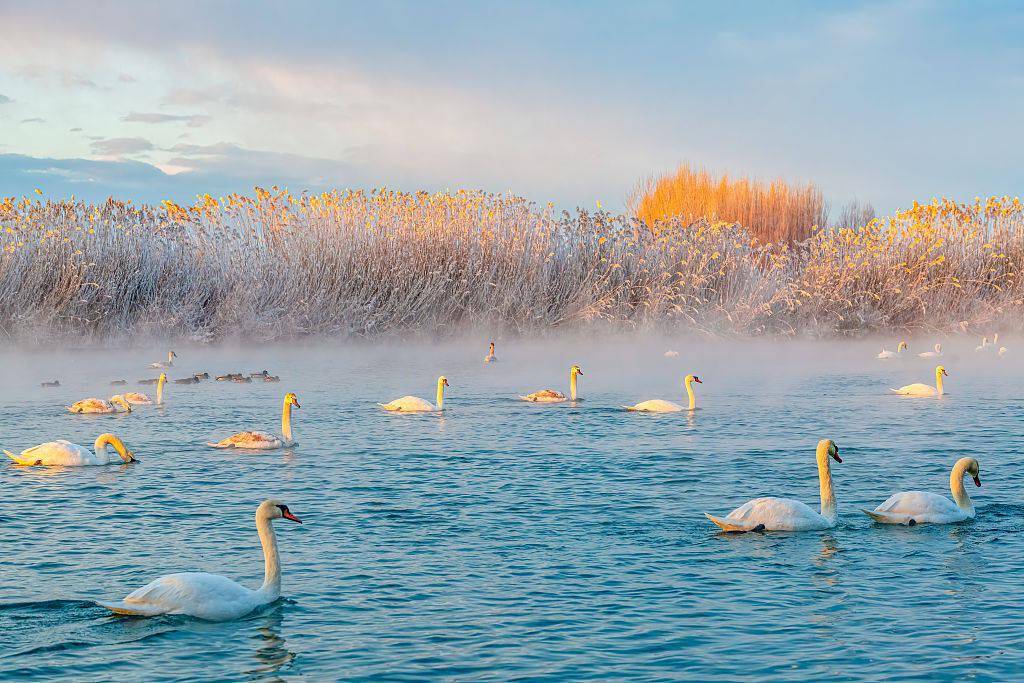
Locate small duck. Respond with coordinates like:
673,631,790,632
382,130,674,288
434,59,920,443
110,379,128,386
216,373,242,382
137,377,160,385
41,380,60,388
195,372,210,380
173,376,199,385
253,370,280,382
232,375,253,384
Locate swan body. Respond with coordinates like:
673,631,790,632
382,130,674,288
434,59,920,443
484,342,497,363
207,393,300,449
877,341,908,359
123,374,166,405
705,439,842,532
863,457,980,525
625,374,702,412
149,350,177,368
521,364,583,403
4,433,136,466
998,346,1007,357
381,376,449,412
892,365,947,397
68,396,133,414
99,499,301,621
918,343,942,358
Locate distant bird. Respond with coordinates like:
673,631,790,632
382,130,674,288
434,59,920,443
484,342,497,363
232,375,253,384
217,373,242,381
892,365,947,397
998,346,1008,357
110,379,128,386
173,374,202,384
664,350,680,358
917,343,942,358
380,376,449,412
149,350,177,369
255,370,280,383
137,377,160,385
123,374,165,405
974,336,990,352
877,341,907,359
40,380,60,388
624,374,702,412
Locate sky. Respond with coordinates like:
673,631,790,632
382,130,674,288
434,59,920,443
0,0,1022,214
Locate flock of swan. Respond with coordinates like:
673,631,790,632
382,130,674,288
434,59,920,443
3,339,996,621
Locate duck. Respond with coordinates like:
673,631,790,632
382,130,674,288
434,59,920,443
173,375,199,385
40,380,60,388
380,376,449,412
252,370,280,382
705,439,842,532
68,395,133,414
877,341,908,359
216,373,240,382
4,433,137,466
232,375,253,384
624,374,702,412
484,342,497,363
863,457,981,525
137,377,160,385
917,343,942,358
207,393,301,449
110,379,128,386
520,364,583,403
149,350,177,368
122,374,166,405
891,365,947,397
195,372,210,380
99,499,301,621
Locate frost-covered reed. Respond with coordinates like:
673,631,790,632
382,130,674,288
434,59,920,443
0,191,1021,344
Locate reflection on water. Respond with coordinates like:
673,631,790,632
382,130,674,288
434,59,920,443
245,606,296,682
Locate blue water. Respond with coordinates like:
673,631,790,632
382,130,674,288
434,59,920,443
1,339,1022,681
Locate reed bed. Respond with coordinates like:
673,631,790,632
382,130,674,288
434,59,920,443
0,190,1021,344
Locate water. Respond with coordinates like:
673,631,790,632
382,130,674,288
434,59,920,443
1,338,1022,681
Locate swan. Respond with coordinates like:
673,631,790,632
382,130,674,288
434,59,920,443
149,350,177,368
99,499,301,621
4,432,137,466
705,439,842,532
891,365,947,397
207,393,300,449
68,395,133,414
380,376,449,412
123,373,166,405
863,457,981,525
918,343,942,358
877,341,908,359
484,342,497,363
998,346,1008,357
520,364,583,402
974,336,989,352
624,374,702,412
664,350,680,358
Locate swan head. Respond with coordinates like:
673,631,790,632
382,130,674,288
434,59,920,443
170,350,177,359
438,376,450,388
685,374,702,384
898,341,908,351
934,343,942,353
489,342,495,352
963,458,981,487
570,364,583,377
818,439,841,463
284,392,301,409
158,372,167,382
999,346,1008,356
111,395,132,412
936,365,948,377
259,499,302,524
96,433,137,463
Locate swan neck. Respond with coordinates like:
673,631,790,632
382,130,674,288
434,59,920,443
950,461,973,511
256,514,282,600
936,368,944,395
281,399,293,444
157,376,165,405
570,371,577,401
94,434,130,463
437,380,445,410
816,445,837,520
686,377,696,411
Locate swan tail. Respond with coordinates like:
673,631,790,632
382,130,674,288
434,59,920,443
704,513,758,532
205,441,232,448
378,403,398,411
97,599,167,616
621,405,638,411
3,449,28,464
861,508,906,524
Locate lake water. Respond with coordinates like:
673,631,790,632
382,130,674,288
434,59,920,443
1,337,1021,681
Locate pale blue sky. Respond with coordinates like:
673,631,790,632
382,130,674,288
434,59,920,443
0,0,1021,214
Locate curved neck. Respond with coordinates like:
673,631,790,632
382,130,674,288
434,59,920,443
570,371,578,401
935,369,944,395
167,351,174,364
94,434,131,463
157,376,165,405
256,514,282,600
950,461,974,511
685,378,696,410
281,399,293,443
436,381,445,410
816,445,837,520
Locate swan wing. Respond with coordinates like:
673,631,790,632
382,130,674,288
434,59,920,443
5,440,91,466
877,349,894,358
865,491,967,524
123,393,153,405
68,398,112,413
709,497,831,532
625,400,683,413
380,396,436,412
891,383,936,396
520,389,566,402
207,431,283,449
103,572,257,621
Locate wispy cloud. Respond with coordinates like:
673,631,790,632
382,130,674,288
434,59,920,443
90,136,154,157
20,117,46,124
122,111,211,127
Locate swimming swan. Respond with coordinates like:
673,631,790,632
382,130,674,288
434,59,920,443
149,350,177,368
484,342,497,363
863,457,980,525
207,393,300,449
68,396,133,414
891,365,947,397
877,341,908,359
705,439,842,532
974,337,990,352
380,376,449,412
520,364,583,402
4,433,137,466
123,373,166,405
624,374,702,412
99,499,301,621
918,343,942,358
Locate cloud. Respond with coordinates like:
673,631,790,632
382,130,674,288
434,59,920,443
122,111,211,127
90,136,154,157
118,73,137,83
69,127,83,132
20,117,46,124
0,94,12,105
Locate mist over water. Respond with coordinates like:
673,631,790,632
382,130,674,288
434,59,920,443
1,335,1022,680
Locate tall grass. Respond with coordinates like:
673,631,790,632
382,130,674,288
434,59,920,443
0,190,1021,344
629,163,829,243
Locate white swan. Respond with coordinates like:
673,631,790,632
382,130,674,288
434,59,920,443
99,499,301,620
207,393,300,449
998,346,1008,357
4,433,137,466
705,439,842,532
891,365,947,397
863,457,981,525
380,376,449,412
624,374,702,412
918,343,942,358
149,350,177,368
123,373,166,405
484,342,497,363
877,341,908,359
664,350,680,358
520,364,583,402
974,336,989,352
68,395,133,414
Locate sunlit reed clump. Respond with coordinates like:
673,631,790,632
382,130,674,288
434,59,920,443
0,190,1022,343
